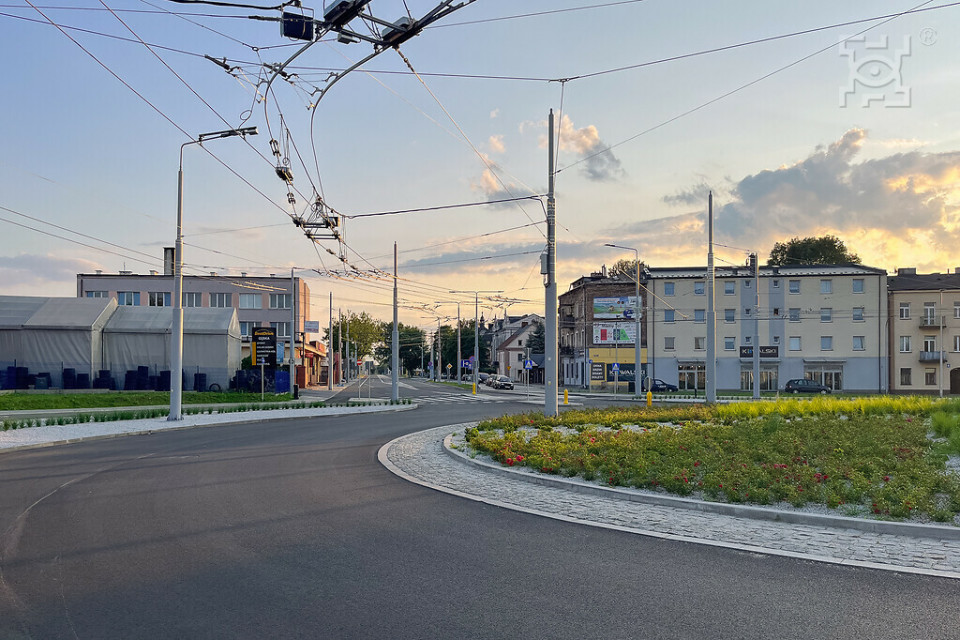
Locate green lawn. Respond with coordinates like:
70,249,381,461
0,391,293,411
465,397,960,523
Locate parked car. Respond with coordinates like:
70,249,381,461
644,378,678,392
784,378,831,394
478,372,490,385
484,374,498,387
493,375,514,390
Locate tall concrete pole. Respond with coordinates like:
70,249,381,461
338,308,343,385
545,109,559,416
456,303,462,383
474,293,479,394
169,160,185,420
392,242,399,401
327,291,333,391
290,267,296,397
346,312,351,382
752,253,760,400
706,192,717,403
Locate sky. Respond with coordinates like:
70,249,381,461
3,0,960,330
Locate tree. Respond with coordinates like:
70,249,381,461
433,320,491,378
527,321,545,354
767,235,861,266
324,311,382,358
608,258,646,279
373,322,425,375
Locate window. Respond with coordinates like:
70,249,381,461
899,303,910,319
239,321,255,338
724,337,736,350
664,309,675,323
85,291,107,298
772,335,781,345
724,308,735,323
148,292,171,307
923,336,936,352
271,321,290,337
117,291,139,306
820,279,833,294
955,335,960,352
773,279,780,288
789,308,800,322
788,280,800,294
852,307,864,322
182,292,202,307
789,336,801,351
664,282,675,296
923,302,936,323
724,281,735,295
664,336,675,351
955,301,960,319
517,353,523,362
517,339,523,347
853,336,865,351
694,281,705,295
744,336,752,345
210,293,232,308
852,278,864,294
694,309,706,323
269,293,291,309
821,336,833,351
694,336,705,350
820,308,832,322
926,368,937,386
899,336,912,353
239,293,262,309
900,368,912,386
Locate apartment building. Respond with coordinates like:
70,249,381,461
887,268,960,394
559,267,645,390
644,263,888,393
77,268,311,366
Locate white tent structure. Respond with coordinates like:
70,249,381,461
0,296,116,388
102,306,241,390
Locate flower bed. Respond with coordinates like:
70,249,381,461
464,398,960,524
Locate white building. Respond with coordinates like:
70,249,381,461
645,263,889,393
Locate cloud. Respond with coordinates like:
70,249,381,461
488,135,505,154
662,181,713,206
0,253,101,294
490,108,499,119
554,115,624,182
658,128,960,271
469,153,539,206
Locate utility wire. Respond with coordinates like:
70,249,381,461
343,195,544,219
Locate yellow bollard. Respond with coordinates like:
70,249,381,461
563,388,569,405
646,390,653,408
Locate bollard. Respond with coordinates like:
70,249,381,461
646,390,653,408
563,388,568,405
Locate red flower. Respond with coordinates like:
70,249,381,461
506,458,515,466
516,455,524,461
883,476,890,482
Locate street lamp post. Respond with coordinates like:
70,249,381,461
604,244,642,399
169,126,256,421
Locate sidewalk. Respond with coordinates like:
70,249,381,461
380,424,960,580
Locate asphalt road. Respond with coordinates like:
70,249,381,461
1,380,958,639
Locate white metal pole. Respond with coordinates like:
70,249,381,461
474,293,479,394
169,160,185,421
328,292,333,391
392,242,399,402
456,303,461,384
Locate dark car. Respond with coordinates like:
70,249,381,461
784,378,831,394
478,372,490,385
645,378,678,392
493,375,514,390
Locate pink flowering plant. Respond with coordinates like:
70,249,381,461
465,398,960,523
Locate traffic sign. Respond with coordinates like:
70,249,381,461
356,358,362,366
523,359,534,370
612,363,620,372
446,363,452,370
461,360,471,368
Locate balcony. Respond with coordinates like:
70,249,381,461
920,316,944,328
919,350,944,362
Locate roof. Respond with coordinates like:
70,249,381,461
888,272,960,292
646,263,887,279
104,306,240,336
0,296,116,330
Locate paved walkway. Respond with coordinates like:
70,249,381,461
380,424,960,580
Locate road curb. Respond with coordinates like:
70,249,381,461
441,425,960,542
0,403,418,453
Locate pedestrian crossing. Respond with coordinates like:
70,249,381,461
412,393,512,405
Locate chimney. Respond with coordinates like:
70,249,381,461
897,267,917,276
241,272,247,278
163,247,175,275
95,269,102,275
210,271,217,277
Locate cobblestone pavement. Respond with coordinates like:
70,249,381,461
380,424,960,579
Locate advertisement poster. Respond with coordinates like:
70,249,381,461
593,296,640,320
593,323,637,345
590,362,606,381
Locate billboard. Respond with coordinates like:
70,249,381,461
593,322,637,345
252,327,277,367
593,296,640,320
